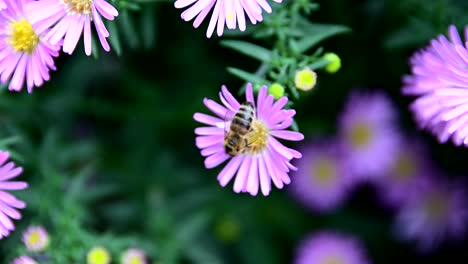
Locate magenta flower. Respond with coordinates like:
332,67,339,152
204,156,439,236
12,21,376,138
394,177,468,252
0,151,27,240
11,256,37,264
293,231,371,264
0,0,60,93
403,25,468,146
339,90,400,181
194,83,303,196
289,140,353,212
175,0,283,38
374,138,434,209
25,0,119,56
0,0,6,10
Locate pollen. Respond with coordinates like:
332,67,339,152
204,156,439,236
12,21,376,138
245,119,269,155
63,0,93,14
7,19,39,54
311,158,337,186
349,122,372,148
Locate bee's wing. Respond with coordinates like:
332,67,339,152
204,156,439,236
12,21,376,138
222,109,236,135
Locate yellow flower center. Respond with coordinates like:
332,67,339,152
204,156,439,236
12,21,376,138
63,0,94,14
311,158,337,186
87,247,111,264
349,122,372,148
27,231,41,245
393,154,415,181
7,19,39,54
245,119,270,155
322,256,344,264
424,193,448,223
129,256,143,264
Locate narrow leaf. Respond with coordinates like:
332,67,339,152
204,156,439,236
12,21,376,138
221,40,273,62
227,67,269,85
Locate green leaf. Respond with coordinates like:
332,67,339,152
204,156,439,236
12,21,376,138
295,23,350,53
227,67,269,85
221,40,273,62
140,6,157,50
120,9,139,49
107,20,122,55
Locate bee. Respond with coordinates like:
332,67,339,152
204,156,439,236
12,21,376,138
224,102,256,156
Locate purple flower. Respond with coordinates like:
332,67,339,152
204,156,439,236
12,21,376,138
374,138,435,209
175,0,282,38
289,140,353,212
339,90,400,181
25,0,119,56
193,83,303,196
293,231,371,264
22,225,50,252
0,0,6,10
403,25,468,146
0,0,60,92
394,177,468,252
0,151,27,240
11,256,37,264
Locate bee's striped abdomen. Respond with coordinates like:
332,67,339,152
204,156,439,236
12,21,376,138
230,102,255,135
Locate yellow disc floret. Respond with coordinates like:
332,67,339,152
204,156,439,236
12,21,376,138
63,0,94,14
245,120,270,155
7,19,39,54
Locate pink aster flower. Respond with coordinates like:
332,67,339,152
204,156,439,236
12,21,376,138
339,90,401,181
0,151,27,240
403,25,468,146
0,0,60,93
193,83,303,196
394,177,468,252
289,140,353,212
0,0,6,10
22,225,50,252
11,256,37,264
24,0,119,56
175,0,283,38
293,231,371,264
121,248,147,264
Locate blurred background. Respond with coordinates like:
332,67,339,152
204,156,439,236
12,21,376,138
1,0,468,263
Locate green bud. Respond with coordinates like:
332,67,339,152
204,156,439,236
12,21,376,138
268,83,285,99
323,53,341,73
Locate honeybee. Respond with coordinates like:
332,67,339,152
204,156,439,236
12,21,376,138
224,102,256,156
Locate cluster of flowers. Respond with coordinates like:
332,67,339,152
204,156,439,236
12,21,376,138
0,0,118,93
11,225,149,264
174,0,282,38
288,89,468,252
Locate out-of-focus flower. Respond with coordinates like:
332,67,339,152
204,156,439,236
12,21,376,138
0,151,27,240
324,52,341,73
339,91,400,180
394,178,468,252
289,141,352,212
11,256,37,264
374,139,433,209
0,0,6,10
22,225,50,252
25,0,119,56
268,83,285,99
194,83,303,196
175,0,283,38
0,0,60,93
294,67,317,91
293,231,370,264
402,25,468,147
121,248,147,264
87,246,111,264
